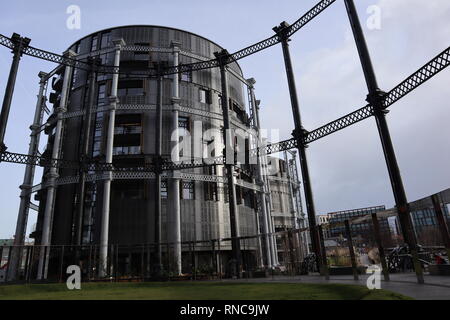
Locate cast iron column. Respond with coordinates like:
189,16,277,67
154,65,163,275
99,38,125,278
214,49,242,278
37,50,75,280
169,40,182,275
0,33,31,152
74,57,99,258
247,78,273,268
344,0,424,283
8,71,47,281
273,22,322,272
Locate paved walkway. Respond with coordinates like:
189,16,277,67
222,273,450,300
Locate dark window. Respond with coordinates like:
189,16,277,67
97,83,107,105
91,35,99,51
161,181,168,199
178,116,190,131
204,182,218,201
181,181,195,200
199,88,211,104
101,33,111,49
118,80,145,96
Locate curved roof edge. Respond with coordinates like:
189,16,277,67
67,24,244,75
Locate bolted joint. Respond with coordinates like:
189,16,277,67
11,33,31,57
246,78,256,89
366,89,388,114
292,127,309,147
214,49,233,67
273,21,291,42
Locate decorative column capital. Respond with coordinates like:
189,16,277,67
246,78,256,88
171,97,181,105
112,38,126,49
108,95,119,106
171,40,182,52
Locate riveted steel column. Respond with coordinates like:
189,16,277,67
247,78,272,268
214,49,242,278
8,72,48,281
75,57,99,261
0,33,31,152
153,66,163,275
37,50,75,280
99,38,125,278
344,0,424,284
273,22,322,272
431,194,450,260
344,220,359,280
169,41,182,275
252,98,278,266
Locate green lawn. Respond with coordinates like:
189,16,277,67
0,281,412,300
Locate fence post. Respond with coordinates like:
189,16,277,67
431,194,450,259
371,213,390,281
318,225,329,280
344,220,359,280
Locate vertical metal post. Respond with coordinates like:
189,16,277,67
371,213,390,281
431,194,450,259
344,220,359,281
75,57,99,260
248,79,274,268
344,0,424,284
0,33,31,152
37,50,75,280
318,225,329,280
9,71,48,281
153,65,163,275
273,22,322,272
169,40,182,275
99,38,125,278
214,49,242,278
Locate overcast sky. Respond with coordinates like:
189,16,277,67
0,0,449,239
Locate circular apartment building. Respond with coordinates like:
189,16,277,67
33,25,274,278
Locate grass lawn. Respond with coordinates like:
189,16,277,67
0,281,412,300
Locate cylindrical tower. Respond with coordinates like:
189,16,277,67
33,26,261,276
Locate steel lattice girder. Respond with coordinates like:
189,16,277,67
0,0,335,77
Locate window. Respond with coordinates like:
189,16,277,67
180,70,192,82
112,146,141,155
97,83,107,106
199,88,211,104
91,35,99,51
101,33,111,49
161,181,168,199
114,124,141,135
204,182,218,201
181,181,195,200
178,116,190,131
118,80,145,96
